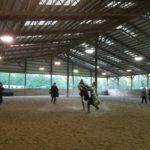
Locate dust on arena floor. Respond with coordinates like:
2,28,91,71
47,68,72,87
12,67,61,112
0,96,150,150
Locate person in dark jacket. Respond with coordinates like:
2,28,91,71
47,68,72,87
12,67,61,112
50,82,59,104
141,87,147,104
0,82,4,104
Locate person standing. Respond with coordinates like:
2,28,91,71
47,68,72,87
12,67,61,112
148,89,150,105
141,87,147,104
50,82,59,104
0,82,4,104
78,79,90,110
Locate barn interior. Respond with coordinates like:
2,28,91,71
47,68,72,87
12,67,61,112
0,0,150,149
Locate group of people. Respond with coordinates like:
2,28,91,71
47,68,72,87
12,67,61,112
141,87,150,104
78,79,100,113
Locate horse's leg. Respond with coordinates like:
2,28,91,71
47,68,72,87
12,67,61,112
87,100,91,113
54,97,56,104
51,96,54,103
90,95,99,110
81,96,85,110
89,97,99,110
95,104,99,110
92,102,99,110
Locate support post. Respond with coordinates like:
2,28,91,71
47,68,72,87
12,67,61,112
90,70,92,85
72,63,74,95
131,75,133,89
117,77,119,89
147,74,149,88
106,77,109,89
67,50,70,97
24,59,27,88
50,57,53,86
8,72,10,89
24,59,27,95
95,37,99,95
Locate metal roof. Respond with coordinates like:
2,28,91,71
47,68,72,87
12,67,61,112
0,0,150,77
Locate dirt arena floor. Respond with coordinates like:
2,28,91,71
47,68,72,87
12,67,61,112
0,96,150,150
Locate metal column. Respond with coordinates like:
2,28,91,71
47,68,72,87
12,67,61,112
72,63,74,95
147,74,149,88
131,76,133,89
50,57,53,86
117,77,119,89
90,70,92,85
106,77,109,89
8,72,10,89
24,59,27,88
67,50,70,97
95,37,98,94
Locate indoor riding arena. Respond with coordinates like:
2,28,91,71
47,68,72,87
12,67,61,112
0,0,150,150
0,95,150,150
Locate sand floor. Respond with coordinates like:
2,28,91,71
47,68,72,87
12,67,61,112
0,96,150,150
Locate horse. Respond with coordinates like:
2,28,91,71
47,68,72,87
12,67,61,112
79,86,100,113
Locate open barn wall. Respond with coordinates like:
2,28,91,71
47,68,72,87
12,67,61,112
6,88,142,98
0,58,94,77
102,89,142,97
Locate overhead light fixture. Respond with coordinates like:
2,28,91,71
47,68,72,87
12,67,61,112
0,35,14,44
102,72,106,75
39,66,45,71
0,56,2,60
54,61,61,65
116,25,123,29
126,69,132,72
85,49,94,54
134,56,143,61
73,69,79,73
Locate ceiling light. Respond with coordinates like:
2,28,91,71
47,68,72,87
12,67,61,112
116,25,123,29
0,35,14,44
0,56,2,60
102,72,106,75
73,69,79,73
54,61,61,65
126,69,132,72
39,66,45,71
134,56,143,61
85,49,94,54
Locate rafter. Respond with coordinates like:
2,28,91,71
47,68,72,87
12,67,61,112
0,10,145,21
69,53,118,76
105,34,150,60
